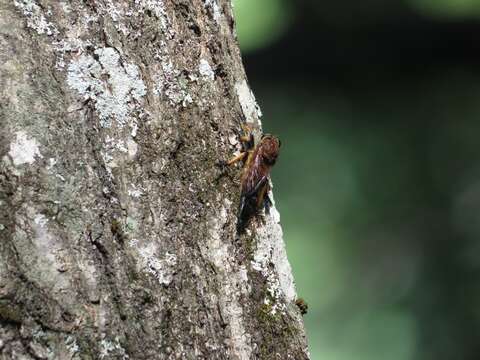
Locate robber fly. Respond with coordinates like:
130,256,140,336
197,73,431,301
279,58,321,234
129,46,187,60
226,124,281,233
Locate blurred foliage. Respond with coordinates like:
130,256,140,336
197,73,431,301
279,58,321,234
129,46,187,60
255,72,480,359
232,0,293,53
259,85,423,360
235,0,480,359
408,0,480,19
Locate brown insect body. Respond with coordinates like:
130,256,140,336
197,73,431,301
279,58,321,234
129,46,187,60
237,134,281,232
295,298,308,315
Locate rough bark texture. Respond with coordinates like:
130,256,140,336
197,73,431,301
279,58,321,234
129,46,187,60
0,1,309,359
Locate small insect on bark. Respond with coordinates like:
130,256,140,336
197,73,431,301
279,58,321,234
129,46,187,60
226,124,281,233
295,298,308,315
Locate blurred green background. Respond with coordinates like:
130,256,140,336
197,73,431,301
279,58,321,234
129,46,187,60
233,0,480,359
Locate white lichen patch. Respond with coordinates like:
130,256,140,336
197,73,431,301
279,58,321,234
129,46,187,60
134,243,177,285
99,0,130,36
53,38,93,69
67,47,146,128
99,337,129,360
100,135,139,176
252,196,297,308
127,183,143,198
34,213,48,227
129,238,139,247
8,131,43,166
46,157,57,170
126,138,138,159
13,208,71,294
263,276,286,315
14,0,58,36
228,134,239,146
94,0,170,38
204,199,252,360
235,80,262,123
135,0,168,29
59,2,72,14
32,214,66,275
204,0,222,22
125,217,137,232
199,59,215,81
153,57,194,107
65,335,79,355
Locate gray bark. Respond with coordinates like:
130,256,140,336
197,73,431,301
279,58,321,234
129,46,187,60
0,1,309,359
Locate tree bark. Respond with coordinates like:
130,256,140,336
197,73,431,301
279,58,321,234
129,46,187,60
0,1,309,359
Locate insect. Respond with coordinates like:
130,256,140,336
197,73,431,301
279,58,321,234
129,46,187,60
295,298,308,315
226,124,281,233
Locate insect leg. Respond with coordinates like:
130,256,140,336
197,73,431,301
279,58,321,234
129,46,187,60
226,151,247,166
240,123,255,151
241,123,252,134
245,133,255,151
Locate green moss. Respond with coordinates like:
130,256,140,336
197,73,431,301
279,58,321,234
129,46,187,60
256,301,299,358
258,303,275,322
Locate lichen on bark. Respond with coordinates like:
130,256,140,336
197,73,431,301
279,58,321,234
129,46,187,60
0,0,309,359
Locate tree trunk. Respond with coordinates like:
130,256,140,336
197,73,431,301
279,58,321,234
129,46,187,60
0,1,309,359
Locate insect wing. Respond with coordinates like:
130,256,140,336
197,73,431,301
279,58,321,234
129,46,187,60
237,175,269,232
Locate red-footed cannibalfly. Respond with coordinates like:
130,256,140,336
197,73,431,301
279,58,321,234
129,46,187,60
226,124,281,233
